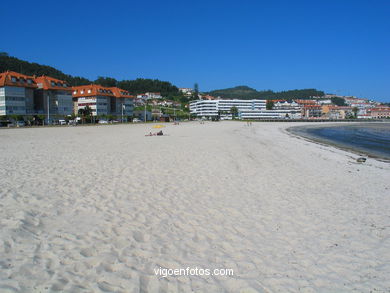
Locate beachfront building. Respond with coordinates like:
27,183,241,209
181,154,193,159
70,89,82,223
321,105,353,119
72,85,134,117
34,76,73,120
238,109,302,120
301,105,322,118
273,100,301,110
190,99,267,118
0,71,37,116
367,107,390,119
109,87,134,118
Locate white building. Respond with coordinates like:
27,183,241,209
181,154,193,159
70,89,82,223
239,109,302,120
179,88,193,96
34,75,73,117
73,85,134,117
0,71,36,116
189,99,267,118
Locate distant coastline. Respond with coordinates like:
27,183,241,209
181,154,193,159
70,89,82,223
287,122,390,162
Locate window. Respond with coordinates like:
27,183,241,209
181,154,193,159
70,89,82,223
81,90,84,94
11,77,17,82
88,90,91,93
27,79,32,84
73,90,77,94
51,82,56,87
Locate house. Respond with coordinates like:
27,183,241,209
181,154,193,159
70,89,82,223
0,71,37,116
179,88,193,96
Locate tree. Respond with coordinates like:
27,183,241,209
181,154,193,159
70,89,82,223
78,105,93,123
266,100,274,110
352,107,359,118
331,97,347,106
192,83,199,100
94,76,118,87
230,106,238,119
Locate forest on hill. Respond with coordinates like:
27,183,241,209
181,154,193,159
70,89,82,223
207,86,325,100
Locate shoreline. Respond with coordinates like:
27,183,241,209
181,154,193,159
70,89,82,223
286,122,390,163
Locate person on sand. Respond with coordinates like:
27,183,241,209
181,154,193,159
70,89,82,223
156,130,163,136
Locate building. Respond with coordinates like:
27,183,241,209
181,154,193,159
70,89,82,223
302,105,322,118
133,110,152,121
238,109,302,120
367,107,390,119
189,99,267,118
179,88,193,96
273,100,300,110
0,71,37,116
72,85,134,117
109,87,134,118
34,75,73,120
321,105,353,119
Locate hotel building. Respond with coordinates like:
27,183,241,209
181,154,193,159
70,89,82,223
72,84,134,117
0,71,36,116
34,76,73,118
189,99,267,118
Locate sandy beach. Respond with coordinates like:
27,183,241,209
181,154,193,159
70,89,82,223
1,121,389,292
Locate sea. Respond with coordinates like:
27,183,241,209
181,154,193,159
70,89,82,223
289,122,390,161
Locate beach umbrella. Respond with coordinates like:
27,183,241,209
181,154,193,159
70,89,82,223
152,124,165,129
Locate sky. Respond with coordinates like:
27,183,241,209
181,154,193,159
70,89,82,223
1,0,390,102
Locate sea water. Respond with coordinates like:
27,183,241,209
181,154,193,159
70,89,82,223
290,123,390,160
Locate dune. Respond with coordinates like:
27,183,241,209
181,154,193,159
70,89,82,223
0,121,389,292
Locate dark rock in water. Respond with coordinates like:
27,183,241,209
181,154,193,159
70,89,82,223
356,157,367,163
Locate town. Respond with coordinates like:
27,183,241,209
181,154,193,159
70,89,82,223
1,70,389,127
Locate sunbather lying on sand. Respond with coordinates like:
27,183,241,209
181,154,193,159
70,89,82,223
145,130,164,136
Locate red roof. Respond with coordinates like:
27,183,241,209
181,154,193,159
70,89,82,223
0,71,37,88
35,75,72,91
296,99,317,105
303,104,321,108
72,84,134,99
108,87,134,99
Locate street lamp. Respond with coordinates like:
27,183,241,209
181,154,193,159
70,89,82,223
47,94,50,125
121,101,124,123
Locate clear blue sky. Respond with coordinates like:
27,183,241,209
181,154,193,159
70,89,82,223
2,0,389,101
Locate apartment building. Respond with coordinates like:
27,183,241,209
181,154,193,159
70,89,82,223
368,107,390,119
302,105,322,118
109,87,134,117
0,71,36,116
72,85,134,117
189,99,267,118
321,105,353,119
34,76,73,118
238,109,302,119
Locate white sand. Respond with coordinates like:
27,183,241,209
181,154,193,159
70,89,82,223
0,121,389,292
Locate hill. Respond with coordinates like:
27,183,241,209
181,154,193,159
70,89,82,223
207,86,324,100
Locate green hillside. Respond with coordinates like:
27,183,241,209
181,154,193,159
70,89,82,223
207,86,324,100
